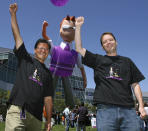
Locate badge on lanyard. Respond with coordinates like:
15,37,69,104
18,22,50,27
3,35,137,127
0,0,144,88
20,109,26,119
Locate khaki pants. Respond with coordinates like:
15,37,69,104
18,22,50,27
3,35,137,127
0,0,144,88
5,105,42,131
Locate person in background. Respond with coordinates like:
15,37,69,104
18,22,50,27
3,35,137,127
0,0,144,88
62,113,65,125
76,102,88,131
55,111,61,125
70,109,77,128
63,106,71,131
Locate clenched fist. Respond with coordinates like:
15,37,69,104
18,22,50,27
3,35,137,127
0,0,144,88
75,16,84,27
9,3,18,15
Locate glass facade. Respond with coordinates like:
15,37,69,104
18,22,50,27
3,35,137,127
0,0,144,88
85,88,94,104
54,75,85,102
0,52,17,84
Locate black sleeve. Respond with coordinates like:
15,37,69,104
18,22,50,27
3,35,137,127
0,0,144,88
13,43,31,62
129,58,145,84
43,72,54,97
82,50,97,69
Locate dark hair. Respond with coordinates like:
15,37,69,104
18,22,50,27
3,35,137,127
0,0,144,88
34,38,51,49
81,102,84,106
100,32,116,46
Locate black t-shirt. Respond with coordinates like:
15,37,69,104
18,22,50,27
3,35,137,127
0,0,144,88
82,50,145,107
8,43,53,121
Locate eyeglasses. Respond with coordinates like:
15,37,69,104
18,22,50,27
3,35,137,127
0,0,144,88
37,47,49,51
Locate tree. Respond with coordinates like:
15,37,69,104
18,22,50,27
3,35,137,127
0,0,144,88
85,102,96,114
53,99,66,112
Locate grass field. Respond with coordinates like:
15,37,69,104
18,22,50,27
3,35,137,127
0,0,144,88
0,122,97,131
0,122,5,131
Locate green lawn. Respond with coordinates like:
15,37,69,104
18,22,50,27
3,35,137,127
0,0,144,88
52,124,97,131
0,122,5,131
0,122,97,131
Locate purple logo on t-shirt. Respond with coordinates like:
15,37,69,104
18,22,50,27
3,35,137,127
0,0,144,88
29,69,43,86
106,66,123,80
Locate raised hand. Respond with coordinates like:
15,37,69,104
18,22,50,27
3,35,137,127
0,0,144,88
75,16,84,27
43,21,49,27
75,16,86,56
9,3,23,49
9,3,18,15
42,20,50,40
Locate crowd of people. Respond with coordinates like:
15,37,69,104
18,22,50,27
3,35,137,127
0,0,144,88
47,103,95,131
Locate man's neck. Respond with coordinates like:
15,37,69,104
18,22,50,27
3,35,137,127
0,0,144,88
104,47,118,56
35,56,44,64
106,51,117,56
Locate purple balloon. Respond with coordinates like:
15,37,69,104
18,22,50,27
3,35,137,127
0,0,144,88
50,0,69,6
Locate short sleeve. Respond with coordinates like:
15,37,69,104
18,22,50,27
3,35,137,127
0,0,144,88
129,58,145,84
82,50,97,69
13,43,31,62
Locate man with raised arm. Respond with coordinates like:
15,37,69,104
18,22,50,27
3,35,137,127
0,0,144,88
75,16,146,131
5,3,53,131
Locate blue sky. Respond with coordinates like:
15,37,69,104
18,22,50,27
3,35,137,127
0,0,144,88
0,0,148,91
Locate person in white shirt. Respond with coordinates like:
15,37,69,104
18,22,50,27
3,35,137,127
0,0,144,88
63,106,71,131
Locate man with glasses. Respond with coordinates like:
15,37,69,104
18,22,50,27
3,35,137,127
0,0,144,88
5,3,53,131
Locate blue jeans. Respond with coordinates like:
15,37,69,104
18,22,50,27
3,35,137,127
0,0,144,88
96,104,141,131
139,117,145,131
145,120,148,131
65,115,70,131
